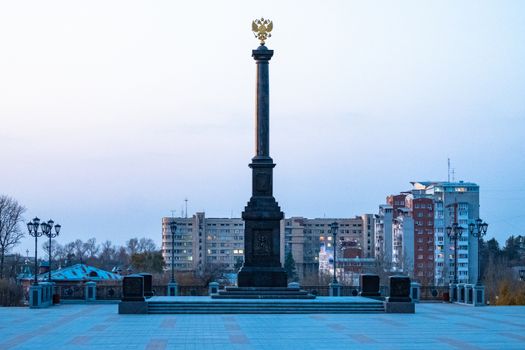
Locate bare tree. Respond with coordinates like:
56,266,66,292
62,242,76,265
0,195,26,279
41,239,61,268
126,238,139,255
138,238,156,253
84,238,99,258
100,240,115,260
116,246,130,265
73,239,88,264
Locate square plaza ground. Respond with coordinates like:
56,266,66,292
0,303,524,349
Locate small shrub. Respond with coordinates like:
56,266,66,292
0,279,25,306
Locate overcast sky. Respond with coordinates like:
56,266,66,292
1,0,524,254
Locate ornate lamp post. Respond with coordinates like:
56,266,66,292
330,222,339,284
446,223,464,285
168,221,177,284
27,217,43,285
42,220,61,282
468,219,488,286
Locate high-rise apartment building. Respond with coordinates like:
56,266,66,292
411,181,480,285
406,196,435,285
392,207,414,275
375,205,393,264
161,213,245,274
361,214,376,258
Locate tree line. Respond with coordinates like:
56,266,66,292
42,236,163,274
0,194,164,279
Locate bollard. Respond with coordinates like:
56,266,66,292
410,282,421,303
473,284,485,306
85,281,97,302
209,282,220,296
329,282,341,297
168,281,178,296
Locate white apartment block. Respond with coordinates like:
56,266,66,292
375,205,393,265
392,208,415,276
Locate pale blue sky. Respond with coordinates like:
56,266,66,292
1,0,524,253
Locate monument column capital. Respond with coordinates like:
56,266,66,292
252,46,274,61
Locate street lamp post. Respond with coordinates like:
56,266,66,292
42,220,61,282
27,217,43,285
169,221,177,284
446,223,464,285
330,222,339,284
468,219,488,286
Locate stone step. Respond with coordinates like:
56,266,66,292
212,294,316,299
217,290,310,295
214,286,315,299
148,301,383,307
148,306,385,311
148,302,383,308
148,307,385,314
148,310,385,314
147,300,385,314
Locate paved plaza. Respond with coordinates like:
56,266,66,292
0,303,524,349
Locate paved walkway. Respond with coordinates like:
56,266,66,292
0,302,524,349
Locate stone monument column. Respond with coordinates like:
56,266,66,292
237,18,287,287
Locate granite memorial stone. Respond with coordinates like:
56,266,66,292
359,274,381,297
388,275,411,303
122,274,145,302
139,273,153,298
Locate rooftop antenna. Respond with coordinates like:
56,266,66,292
452,168,456,182
447,158,451,182
184,198,188,218
170,210,176,218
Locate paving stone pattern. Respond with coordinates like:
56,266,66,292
0,303,524,349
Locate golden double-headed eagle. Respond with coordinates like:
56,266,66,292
252,18,273,45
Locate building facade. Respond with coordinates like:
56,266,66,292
163,213,376,282
411,181,480,285
161,213,245,274
282,216,374,281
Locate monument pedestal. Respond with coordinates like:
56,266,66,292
238,267,287,288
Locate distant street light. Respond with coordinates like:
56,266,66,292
169,221,177,284
27,217,43,285
446,222,464,285
330,222,339,284
468,219,488,286
42,220,61,282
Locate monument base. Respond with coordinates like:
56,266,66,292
118,301,148,314
385,301,415,313
211,286,315,299
237,266,287,288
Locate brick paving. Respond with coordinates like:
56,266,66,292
0,303,524,349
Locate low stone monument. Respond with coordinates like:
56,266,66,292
118,274,147,314
139,273,154,298
385,275,414,313
359,274,381,297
